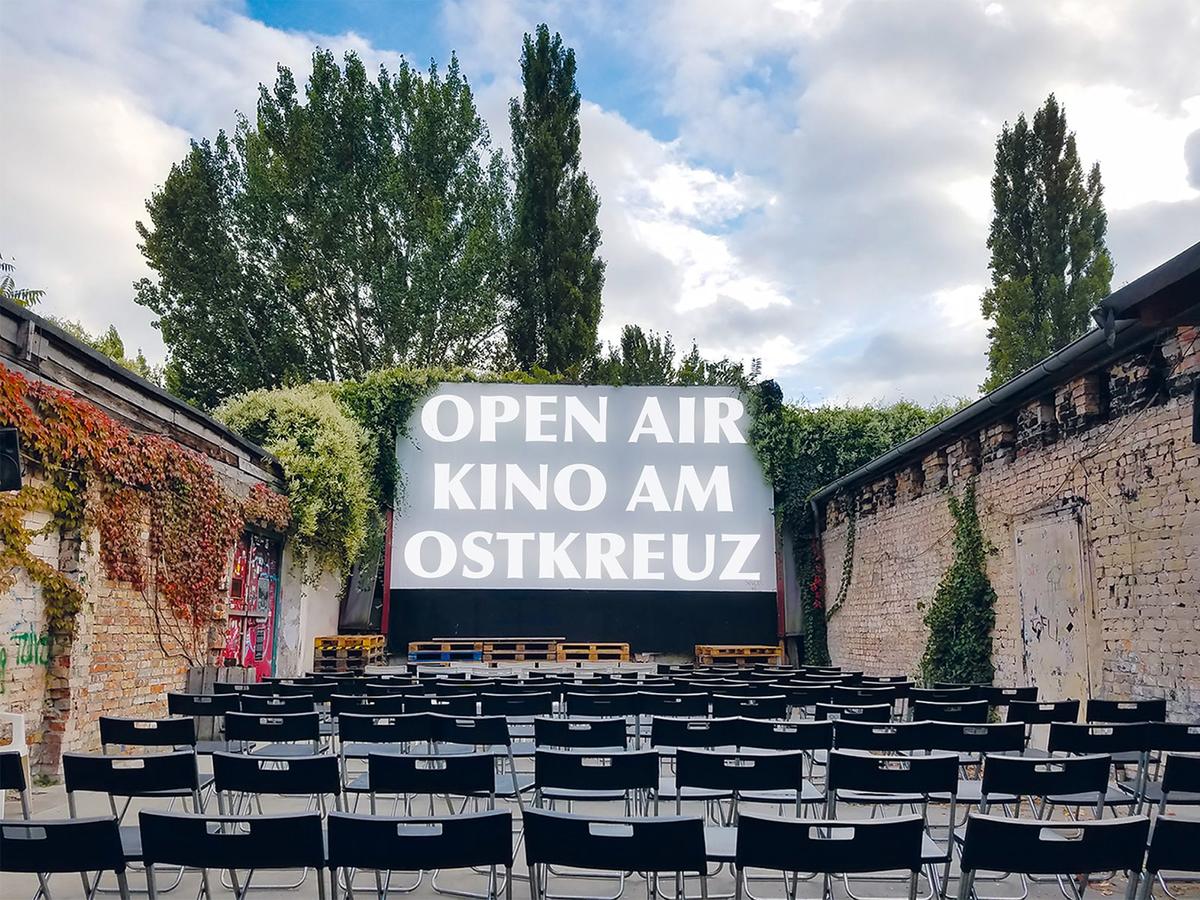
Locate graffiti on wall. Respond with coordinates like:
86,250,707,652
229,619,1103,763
0,627,52,693
221,533,281,679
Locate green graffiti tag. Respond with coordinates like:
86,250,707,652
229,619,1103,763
10,631,51,667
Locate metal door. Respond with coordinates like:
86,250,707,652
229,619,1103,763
1015,511,1092,703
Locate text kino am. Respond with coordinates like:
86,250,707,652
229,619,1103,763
403,392,763,583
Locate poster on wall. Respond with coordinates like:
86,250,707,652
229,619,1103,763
391,384,776,593
222,532,281,677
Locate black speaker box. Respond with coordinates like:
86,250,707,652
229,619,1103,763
0,428,22,491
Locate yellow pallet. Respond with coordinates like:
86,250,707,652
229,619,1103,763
695,643,784,666
557,642,630,662
315,634,386,651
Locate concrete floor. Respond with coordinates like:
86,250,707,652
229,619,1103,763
2,763,1158,900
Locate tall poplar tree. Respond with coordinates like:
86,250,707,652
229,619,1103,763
507,24,605,373
980,94,1112,391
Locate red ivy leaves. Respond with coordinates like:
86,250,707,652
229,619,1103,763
0,364,290,630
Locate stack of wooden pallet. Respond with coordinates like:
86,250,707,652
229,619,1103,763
694,643,784,666
407,640,485,663
557,642,630,662
313,634,387,674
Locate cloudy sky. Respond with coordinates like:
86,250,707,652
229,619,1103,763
2,0,1198,404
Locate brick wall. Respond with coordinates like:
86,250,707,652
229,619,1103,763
820,325,1199,718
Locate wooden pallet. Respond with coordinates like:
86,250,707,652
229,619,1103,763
315,634,386,651
557,642,630,662
418,637,564,663
408,650,485,663
695,643,784,666
313,646,386,673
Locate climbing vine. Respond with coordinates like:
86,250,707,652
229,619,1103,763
919,480,996,686
825,499,857,620
0,365,290,640
747,380,958,664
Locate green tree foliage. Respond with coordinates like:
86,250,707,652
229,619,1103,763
46,318,161,384
919,482,997,685
980,94,1112,390
748,385,964,663
216,386,373,575
507,24,605,374
136,50,509,409
0,253,44,308
585,324,760,386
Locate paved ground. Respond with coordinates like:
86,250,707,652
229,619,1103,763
3,768,1155,900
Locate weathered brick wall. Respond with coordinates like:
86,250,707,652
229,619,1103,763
821,325,1199,718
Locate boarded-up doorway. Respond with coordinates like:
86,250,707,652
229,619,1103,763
1015,511,1093,704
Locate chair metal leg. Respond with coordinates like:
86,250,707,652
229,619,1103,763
116,873,132,900
145,866,158,900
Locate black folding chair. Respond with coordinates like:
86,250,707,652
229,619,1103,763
480,692,555,718
223,711,322,757
328,809,513,900
710,694,787,720
911,700,990,724
814,702,891,723
524,807,707,900
565,691,640,718
825,750,960,899
367,751,497,818
336,712,435,796
534,748,659,813
639,692,710,722
778,684,833,716
329,693,407,720
238,695,315,715
431,714,530,807
99,717,198,754
63,751,205,894
166,693,242,753
971,753,1112,818
1,816,130,900
534,716,629,750
735,718,833,786
1087,699,1167,723
139,810,327,900
1137,815,1199,900
1144,750,1200,815
833,720,931,753
982,686,1037,708
407,694,480,716
957,813,1148,900
734,814,925,900
1006,699,1081,754
1047,722,1148,812
925,722,1025,807
1,749,32,819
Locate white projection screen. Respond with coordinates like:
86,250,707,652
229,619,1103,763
390,383,777,592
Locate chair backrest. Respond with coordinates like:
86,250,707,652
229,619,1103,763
331,693,407,718
1005,699,1080,725
831,685,900,705
534,749,658,793
959,813,1148,875
223,711,320,745
833,720,931,753
735,718,833,752
239,694,315,715
675,749,807,793
0,751,27,792
649,717,738,750
533,716,628,749
63,751,200,797
564,692,640,718
480,692,555,717
710,693,787,719
827,750,959,797
1150,722,1200,752
212,752,340,797
405,694,479,716
735,814,924,875
0,817,126,874
317,678,372,696
366,682,425,696
1160,752,1200,798
814,702,892,723
910,686,977,703
911,699,990,723
367,751,496,797
167,692,240,718
336,712,434,745
1048,722,1152,756
98,716,196,749
327,809,512,871
1146,815,1199,875
638,692,709,718
244,681,319,698
431,713,511,748
979,753,1111,801
983,686,1037,707
567,682,636,694
431,680,494,696
1087,698,1167,723
139,810,326,871
523,808,706,874
213,681,255,696
779,684,834,708
926,721,1025,754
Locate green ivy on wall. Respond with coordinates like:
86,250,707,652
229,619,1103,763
919,480,997,686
